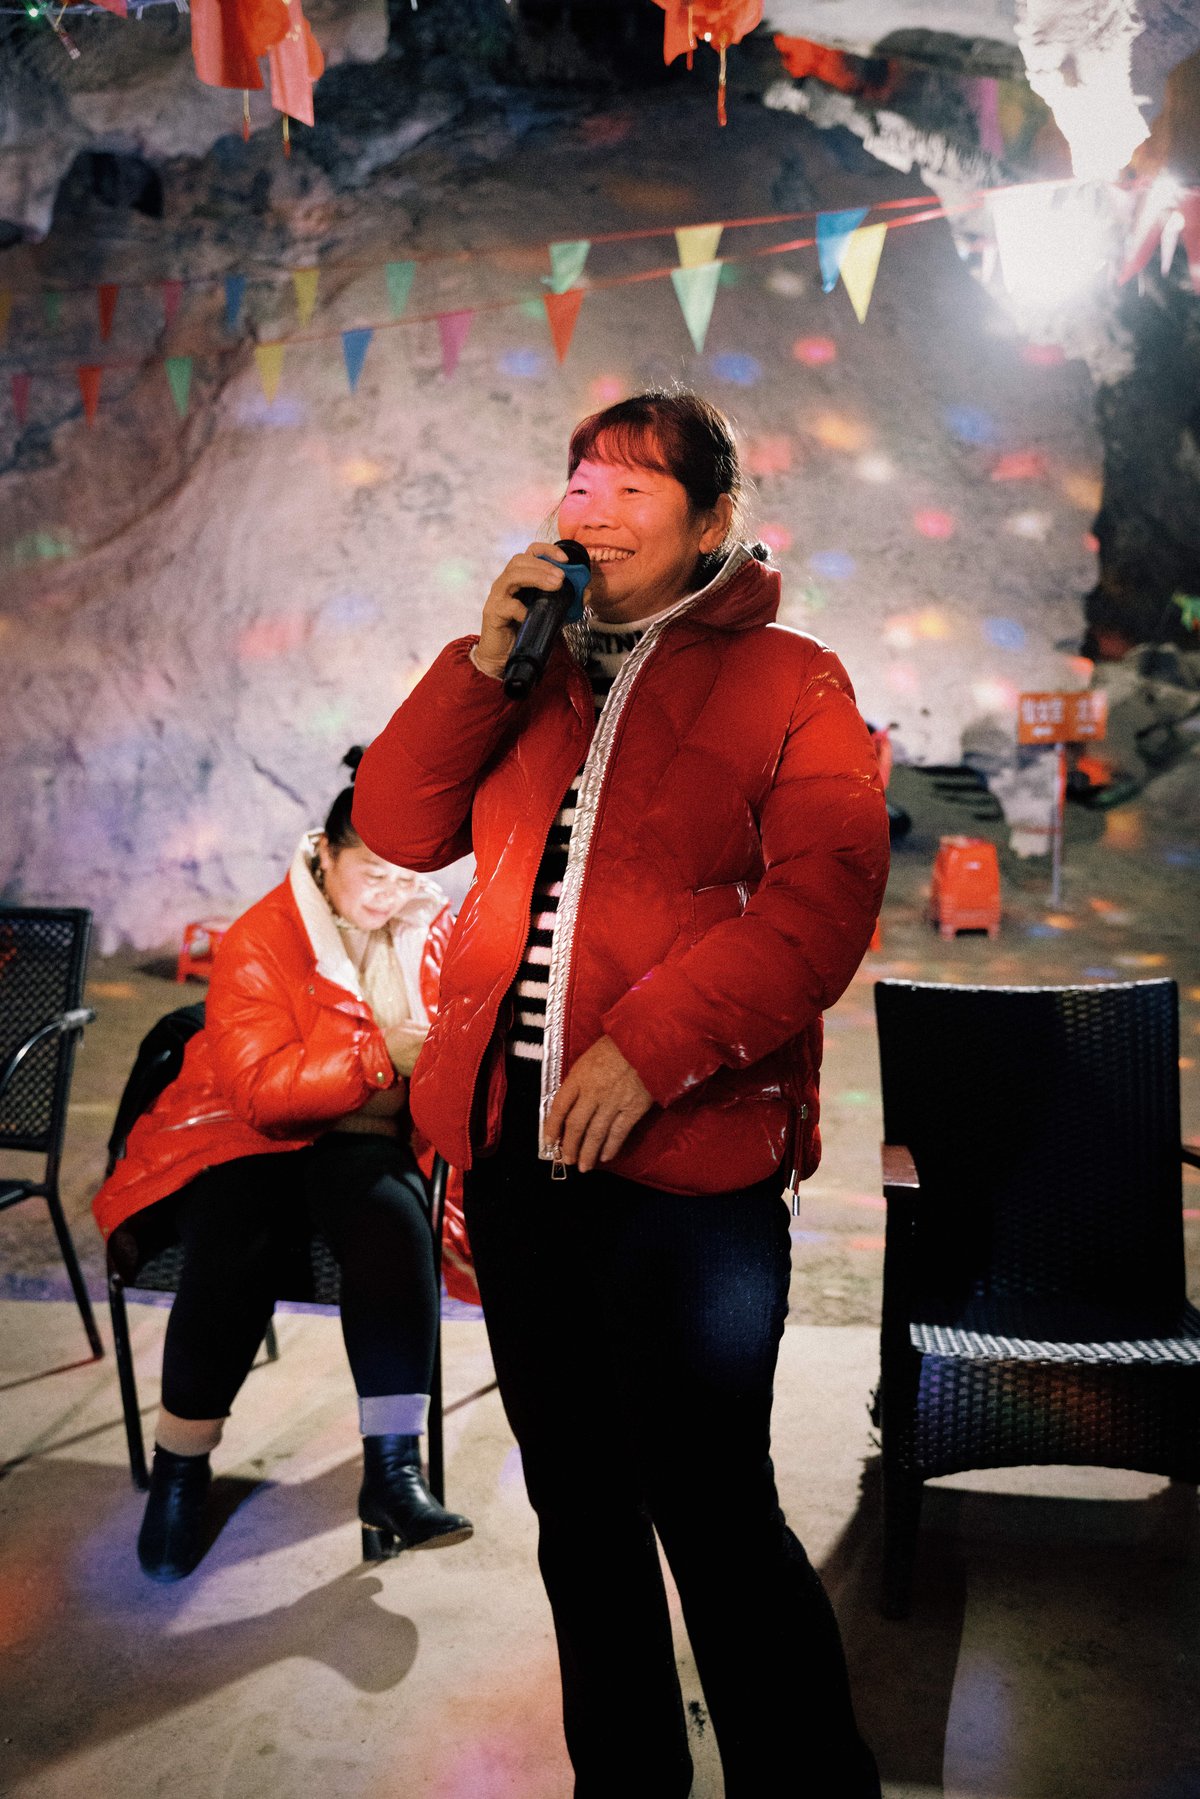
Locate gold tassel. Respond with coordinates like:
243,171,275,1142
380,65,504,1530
282,114,292,158
242,90,251,142
717,43,728,127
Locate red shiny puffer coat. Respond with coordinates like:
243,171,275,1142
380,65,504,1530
93,843,478,1303
353,550,890,1196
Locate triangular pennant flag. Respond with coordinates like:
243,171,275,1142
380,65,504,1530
670,262,721,353
385,260,415,317
816,207,869,293
341,327,373,392
437,310,473,378
838,221,887,323
255,342,285,402
0,290,12,344
162,280,183,330
675,223,723,269
545,240,590,294
292,266,319,326
98,283,119,341
543,289,584,363
225,274,247,330
165,356,193,418
45,291,63,330
1179,194,1200,293
78,365,102,428
12,372,30,427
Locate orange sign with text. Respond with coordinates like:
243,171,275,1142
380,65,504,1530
1017,690,1108,746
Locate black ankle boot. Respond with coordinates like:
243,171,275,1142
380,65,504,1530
137,1446,212,1582
358,1434,473,1560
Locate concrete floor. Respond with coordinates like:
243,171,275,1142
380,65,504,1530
2,772,1200,1796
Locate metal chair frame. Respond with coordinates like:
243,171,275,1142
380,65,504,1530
874,976,1200,1619
0,906,102,1357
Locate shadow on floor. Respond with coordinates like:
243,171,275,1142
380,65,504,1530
0,1453,419,1786
822,1457,1200,1797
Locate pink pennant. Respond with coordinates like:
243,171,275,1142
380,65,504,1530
78,365,102,428
12,372,31,427
437,310,473,378
98,284,119,342
162,280,184,330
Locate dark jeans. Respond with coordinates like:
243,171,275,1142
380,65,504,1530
135,1133,439,1420
463,1060,879,1799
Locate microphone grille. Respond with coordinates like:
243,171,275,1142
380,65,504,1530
555,538,591,570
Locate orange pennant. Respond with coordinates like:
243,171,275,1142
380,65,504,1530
78,365,102,428
543,289,584,364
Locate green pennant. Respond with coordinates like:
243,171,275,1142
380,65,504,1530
386,261,415,318
546,240,590,295
670,261,722,353
165,356,193,418
45,291,63,330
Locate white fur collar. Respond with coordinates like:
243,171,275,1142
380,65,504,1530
287,832,448,1003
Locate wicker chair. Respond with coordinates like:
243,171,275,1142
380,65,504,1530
874,977,1200,1619
0,906,102,1357
105,1003,448,1501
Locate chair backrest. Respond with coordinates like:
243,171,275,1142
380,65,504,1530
874,979,1184,1317
105,1001,206,1176
0,907,92,1156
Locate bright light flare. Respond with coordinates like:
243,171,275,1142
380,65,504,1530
972,677,1019,714
991,182,1113,315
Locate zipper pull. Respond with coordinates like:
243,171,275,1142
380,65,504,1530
551,1154,568,1182
784,1168,800,1216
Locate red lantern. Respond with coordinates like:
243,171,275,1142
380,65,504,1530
651,2,763,125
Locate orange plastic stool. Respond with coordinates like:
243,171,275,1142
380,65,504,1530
928,836,1001,939
176,918,232,983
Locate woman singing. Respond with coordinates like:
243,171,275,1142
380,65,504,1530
353,392,889,1796
94,757,473,1581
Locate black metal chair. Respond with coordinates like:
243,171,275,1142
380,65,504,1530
0,906,102,1357
874,977,1200,1618
105,1003,448,1500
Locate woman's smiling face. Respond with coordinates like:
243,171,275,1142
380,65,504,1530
557,451,732,625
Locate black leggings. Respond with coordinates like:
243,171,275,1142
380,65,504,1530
135,1133,439,1420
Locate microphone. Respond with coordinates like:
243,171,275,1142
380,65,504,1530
503,540,591,701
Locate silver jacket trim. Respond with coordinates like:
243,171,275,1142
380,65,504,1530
537,544,756,1153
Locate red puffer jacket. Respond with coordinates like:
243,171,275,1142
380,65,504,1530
354,550,890,1195
92,838,476,1297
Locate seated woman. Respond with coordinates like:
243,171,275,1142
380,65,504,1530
93,753,473,1582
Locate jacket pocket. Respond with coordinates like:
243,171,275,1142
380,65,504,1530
683,881,752,945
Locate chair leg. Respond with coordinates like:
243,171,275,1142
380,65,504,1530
45,1183,104,1358
881,1459,924,1620
428,1328,445,1505
263,1316,280,1363
108,1269,150,1491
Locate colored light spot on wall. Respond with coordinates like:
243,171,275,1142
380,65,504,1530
1006,511,1051,540
1066,655,1094,681
811,411,869,453
498,348,548,379
1021,342,1066,366
849,1234,887,1252
759,522,793,553
239,615,309,660
855,453,893,483
581,111,633,148
885,615,916,649
311,699,353,737
518,298,545,322
10,530,75,566
339,457,385,488
1044,913,1076,929
944,404,998,446
718,263,742,286
1104,809,1144,849
1189,988,1200,1003
1083,966,1119,979
983,616,1027,650
235,395,306,427
588,375,626,407
911,608,951,641
1181,1057,1196,1071
809,550,856,580
88,980,136,1000
885,663,920,695
913,508,956,539
766,268,807,298
990,449,1048,482
1061,470,1102,510
793,335,837,365
1083,531,1100,553
796,581,828,612
1116,953,1169,968
745,435,793,476
708,352,761,385
319,591,380,631
971,677,1019,713
436,558,475,590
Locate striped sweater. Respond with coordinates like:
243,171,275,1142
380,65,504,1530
507,627,644,1062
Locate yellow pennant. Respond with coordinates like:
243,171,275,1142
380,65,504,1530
839,223,887,324
675,223,724,269
0,289,11,343
255,342,285,402
292,266,319,326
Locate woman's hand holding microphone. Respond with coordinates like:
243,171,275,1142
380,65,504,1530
470,544,572,680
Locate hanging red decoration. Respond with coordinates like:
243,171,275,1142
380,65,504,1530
651,2,763,125
189,0,325,132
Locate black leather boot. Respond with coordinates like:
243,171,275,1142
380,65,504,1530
137,1446,212,1582
358,1434,474,1560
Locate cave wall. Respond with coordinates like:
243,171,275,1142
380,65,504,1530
1,54,1103,949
